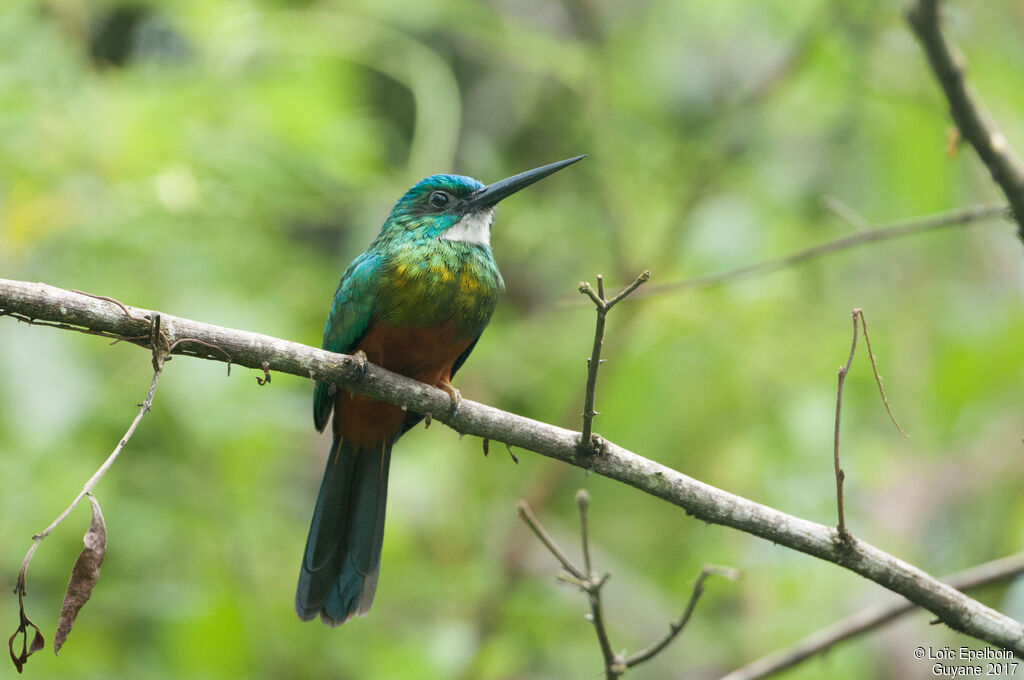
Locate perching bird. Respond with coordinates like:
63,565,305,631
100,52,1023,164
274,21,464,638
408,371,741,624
296,155,585,626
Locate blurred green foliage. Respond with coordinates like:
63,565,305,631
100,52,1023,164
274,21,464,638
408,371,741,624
2,0,1023,678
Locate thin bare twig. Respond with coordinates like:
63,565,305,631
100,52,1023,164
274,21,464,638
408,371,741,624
69,290,150,323
833,309,908,539
516,500,585,580
857,311,909,438
587,577,621,679
906,0,1024,243
0,310,147,343
16,340,166,589
821,196,869,232
15,365,158,568
637,204,1009,298
719,551,1024,680
167,336,232,364
578,271,651,454
574,490,619,677
625,565,740,668
577,490,594,577
578,276,608,454
833,311,859,538
605,274,650,309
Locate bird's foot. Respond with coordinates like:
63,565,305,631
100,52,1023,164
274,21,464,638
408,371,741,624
438,379,461,417
350,350,368,380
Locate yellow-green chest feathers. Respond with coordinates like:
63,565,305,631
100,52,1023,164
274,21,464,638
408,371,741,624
375,239,504,336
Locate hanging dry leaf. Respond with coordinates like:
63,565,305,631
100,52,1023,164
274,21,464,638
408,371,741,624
54,493,107,654
8,602,45,673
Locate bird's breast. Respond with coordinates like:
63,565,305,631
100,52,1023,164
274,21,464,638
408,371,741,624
357,321,473,380
335,321,473,446
377,241,503,335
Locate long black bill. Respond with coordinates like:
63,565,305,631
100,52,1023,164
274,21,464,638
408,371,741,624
463,155,586,211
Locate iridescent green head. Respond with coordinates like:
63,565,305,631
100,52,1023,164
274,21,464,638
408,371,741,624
382,155,586,246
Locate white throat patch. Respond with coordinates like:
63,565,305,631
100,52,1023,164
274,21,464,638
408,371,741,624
441,208,494,246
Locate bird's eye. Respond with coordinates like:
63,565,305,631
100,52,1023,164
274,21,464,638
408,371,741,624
428,191,451,209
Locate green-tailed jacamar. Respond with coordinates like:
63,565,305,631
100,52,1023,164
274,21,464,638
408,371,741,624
296,155,585,625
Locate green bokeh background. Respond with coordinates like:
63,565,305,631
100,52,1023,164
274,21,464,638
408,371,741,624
1,1,1022,678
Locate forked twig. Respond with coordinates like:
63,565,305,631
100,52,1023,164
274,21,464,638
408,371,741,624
833,309,908,539
578,270,650,455
519,491,736,678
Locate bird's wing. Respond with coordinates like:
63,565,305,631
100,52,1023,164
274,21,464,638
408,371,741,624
313,251,380,432
449,329,486,379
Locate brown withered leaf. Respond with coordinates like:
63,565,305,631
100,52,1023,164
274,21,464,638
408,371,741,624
8,604,45,673
54,494,107,654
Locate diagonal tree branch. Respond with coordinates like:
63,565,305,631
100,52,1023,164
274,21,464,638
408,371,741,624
720,551,1024,680
637,203,1009,298
907,0,1024,243
2,277,1023,654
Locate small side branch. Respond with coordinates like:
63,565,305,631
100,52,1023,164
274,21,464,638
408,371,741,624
833,312,859,538
577,489,594,577
906,0,1024,243
516,501,584,580
625,565,740,669
574,490,618,676
14,364,163,588
821,196,870,232
638,204,1009,297
577,271,650,454
858,312,909,439
833,309,908,540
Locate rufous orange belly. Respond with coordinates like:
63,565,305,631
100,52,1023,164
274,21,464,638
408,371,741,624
333,320,473,448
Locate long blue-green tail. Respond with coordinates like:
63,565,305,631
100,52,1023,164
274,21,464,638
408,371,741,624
295,435,392,626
